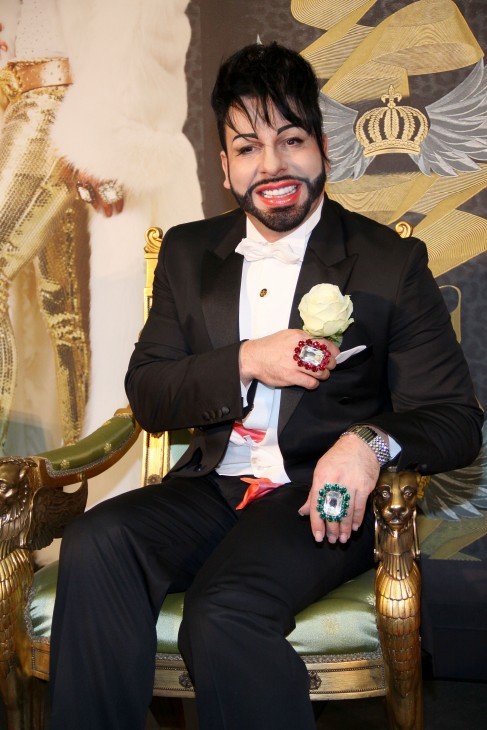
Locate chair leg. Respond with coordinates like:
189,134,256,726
182,699,199,730
383,653,423,730
30,677,48,730
0,664,32,730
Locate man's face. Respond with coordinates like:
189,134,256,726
220,99,326,242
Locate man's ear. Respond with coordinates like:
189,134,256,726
220,151,231,190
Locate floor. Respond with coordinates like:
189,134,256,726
146,680,487,729
1,680,485,728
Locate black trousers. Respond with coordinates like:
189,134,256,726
49,473,375,730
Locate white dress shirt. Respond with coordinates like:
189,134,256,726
217,201,324,482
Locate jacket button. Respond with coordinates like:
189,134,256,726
215,408,223,418
202,411,210,421
221,406,230,415
194,464,203,472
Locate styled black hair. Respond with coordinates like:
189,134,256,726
211,42,327,160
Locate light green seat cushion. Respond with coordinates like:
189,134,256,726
30,563,379,657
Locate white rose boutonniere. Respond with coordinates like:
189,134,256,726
298,283,353,346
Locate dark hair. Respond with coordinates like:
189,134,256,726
211,42,326,160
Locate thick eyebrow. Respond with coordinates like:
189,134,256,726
231,123,300,143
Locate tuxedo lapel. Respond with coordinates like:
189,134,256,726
201,214,246,350
279,200,358,435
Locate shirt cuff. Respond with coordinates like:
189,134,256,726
240,380,251,407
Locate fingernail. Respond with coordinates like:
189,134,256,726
339,534,348,543
314,531,324,542
327,535,337,544
298,510,304,516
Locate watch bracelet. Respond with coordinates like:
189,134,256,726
340,426,391,467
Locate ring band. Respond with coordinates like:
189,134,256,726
293,339,330,372
317,483,350,522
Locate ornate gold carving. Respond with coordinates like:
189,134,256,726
144,227,163,254
374,471,422,729
355,87,428,157
307,669,322,690
0,455,88,727
178,671,194,690
395,221,413,239
0,67,22,104
0,458,39,724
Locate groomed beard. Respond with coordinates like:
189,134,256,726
229,167,326,233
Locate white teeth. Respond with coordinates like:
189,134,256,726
260,185,297,198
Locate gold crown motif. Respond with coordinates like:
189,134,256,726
355,86,429,156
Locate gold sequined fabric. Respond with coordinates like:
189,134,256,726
0,82,90,450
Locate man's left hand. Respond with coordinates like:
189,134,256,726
299,434,380,543
61,165,124,217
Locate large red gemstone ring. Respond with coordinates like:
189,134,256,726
293,339,331,372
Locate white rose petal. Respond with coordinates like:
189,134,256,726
298,284,353,340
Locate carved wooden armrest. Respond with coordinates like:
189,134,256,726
0,406,141,553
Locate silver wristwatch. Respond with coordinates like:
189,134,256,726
340,425,391,467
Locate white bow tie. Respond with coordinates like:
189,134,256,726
235,237,304,264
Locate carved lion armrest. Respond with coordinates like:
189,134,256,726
373,470,423,729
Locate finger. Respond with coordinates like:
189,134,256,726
324,339,340,359
338,505,355,543
338,488,369,542
101,201,113,217
291,368,321,389
114,198,124,214
351,490,368,532
299,494,327,543
310,507,326,543
298,497,310,517
307,364,332,382
92,188,113,217
325,353,337,371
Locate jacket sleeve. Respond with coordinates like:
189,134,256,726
125,229,246,433
365,241,483,474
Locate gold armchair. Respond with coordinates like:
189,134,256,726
0,227,423,730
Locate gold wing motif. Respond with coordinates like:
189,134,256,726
26,477,88,551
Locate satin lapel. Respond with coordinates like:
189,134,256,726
201,215,246,350
278,203,358,435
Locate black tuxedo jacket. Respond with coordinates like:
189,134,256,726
125,196,482,483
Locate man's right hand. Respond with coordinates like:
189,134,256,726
239,329,338,389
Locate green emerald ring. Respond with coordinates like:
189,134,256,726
316,483,350,522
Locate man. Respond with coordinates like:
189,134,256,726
50,43,483,730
